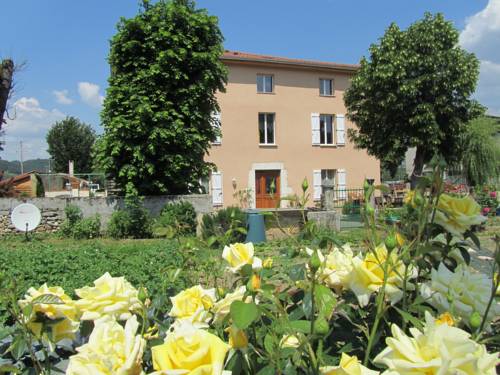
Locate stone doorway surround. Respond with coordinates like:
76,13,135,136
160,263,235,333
248,162,292,209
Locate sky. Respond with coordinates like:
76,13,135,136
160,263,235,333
1,0,498,161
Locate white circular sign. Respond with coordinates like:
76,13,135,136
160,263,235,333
11,203,42,232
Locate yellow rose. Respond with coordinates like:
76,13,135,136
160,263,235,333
320,353,379,375
434,194,486,237
263,257,273,269
169,285,216,324
227,325,248,349
222,242,262,273
212,286,247,324
421,263,500,328
305,245,354,291
345,244,416,307
18,284,79,343
67,315,145,375
152,321,230,374
75,273,141,321
374,312,499,374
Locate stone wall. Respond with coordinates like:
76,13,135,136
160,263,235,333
0,195,212,234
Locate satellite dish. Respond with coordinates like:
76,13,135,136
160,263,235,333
11,203,42,232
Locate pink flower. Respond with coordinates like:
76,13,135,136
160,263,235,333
490,191,497,198
482,207,491,215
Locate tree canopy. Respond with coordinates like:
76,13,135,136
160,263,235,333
97,0,227,196
344,13,482,186
459,116,500,186
46,116,96,173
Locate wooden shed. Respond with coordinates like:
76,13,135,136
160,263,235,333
0,171,44,198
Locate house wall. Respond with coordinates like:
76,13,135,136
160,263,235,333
206,61,380,207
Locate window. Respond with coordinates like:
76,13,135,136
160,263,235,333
257,74,273,93
320,79,334,96
321,169,335,184
320,114,334,145
259,113,275,144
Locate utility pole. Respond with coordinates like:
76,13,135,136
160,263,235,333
19,141,24,174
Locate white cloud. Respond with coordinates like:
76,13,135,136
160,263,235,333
1,97,65,160
459,0,500,116
52,89,73,105
78,82,104,108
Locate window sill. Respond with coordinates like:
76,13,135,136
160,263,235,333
319,94,335,97
257,92,275,95
259,144,278,148
211,142,221,146
315,144,336,148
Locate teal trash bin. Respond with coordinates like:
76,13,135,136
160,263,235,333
245,209,266,244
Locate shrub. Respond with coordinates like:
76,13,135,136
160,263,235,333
154,200,197,236
201,206,246,246
71,215,101,240
107,199,152,239
59,205,101,239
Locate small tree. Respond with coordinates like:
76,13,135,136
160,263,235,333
345,13,482,187
459,116,500,186
98,0,227,196
46,116,96,173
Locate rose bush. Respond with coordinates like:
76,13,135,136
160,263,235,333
0,170,498,374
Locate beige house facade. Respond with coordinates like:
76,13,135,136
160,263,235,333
206,51,380,208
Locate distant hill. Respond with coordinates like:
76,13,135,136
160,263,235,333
0,159,51,176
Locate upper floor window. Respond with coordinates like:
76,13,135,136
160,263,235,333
320,114,334,145
259,113,275,144
257,74,274,93
319,78,334,96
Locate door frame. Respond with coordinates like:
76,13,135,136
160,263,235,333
248,162,289,209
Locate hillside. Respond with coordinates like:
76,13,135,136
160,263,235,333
0,159,50,176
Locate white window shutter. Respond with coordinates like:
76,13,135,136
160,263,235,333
311,113,320,145
336,114,345,145
337,169,347,200
211,172,223,205
212,112,221,144
313,170,322,201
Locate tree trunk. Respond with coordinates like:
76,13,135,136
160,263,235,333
410,146,425,189
0,59,14,127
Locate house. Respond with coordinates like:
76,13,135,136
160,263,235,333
205,51,380,208
0,171,44,197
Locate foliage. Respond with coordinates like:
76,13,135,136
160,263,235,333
201,206,247,247
59,205,101,240
474,185,499,216
107,197,153,239
154,200,197,237
97,0,227,196
459,116,500,186
0,158,51,175
341,200,361,215
345,13,482,184
46,116,96,173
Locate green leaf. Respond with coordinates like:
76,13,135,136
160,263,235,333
8,334,28,360
315,284,336,319
289,320,311,333
289,264,305,282
393,306,424,330
31,294,64,305
0,364,20,374
230,301,260,329
257,365,276,375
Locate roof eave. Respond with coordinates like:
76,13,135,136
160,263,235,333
221,56,359,73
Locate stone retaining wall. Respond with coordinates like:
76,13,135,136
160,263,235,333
0,195,211,234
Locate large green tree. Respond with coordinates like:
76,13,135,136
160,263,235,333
344,13,482,187
98,0,227,196
46,116,96,173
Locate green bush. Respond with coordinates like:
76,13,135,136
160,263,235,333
107,199,152,239
154,201,197,236
59,205,101,239
201,206,246,246
72,215,101,240
0,240,187,323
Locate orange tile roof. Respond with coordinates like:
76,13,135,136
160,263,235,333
222,50,359,72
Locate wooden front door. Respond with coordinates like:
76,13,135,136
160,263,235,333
255,170,280,208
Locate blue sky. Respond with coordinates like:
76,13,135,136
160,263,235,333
1,0,498,161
